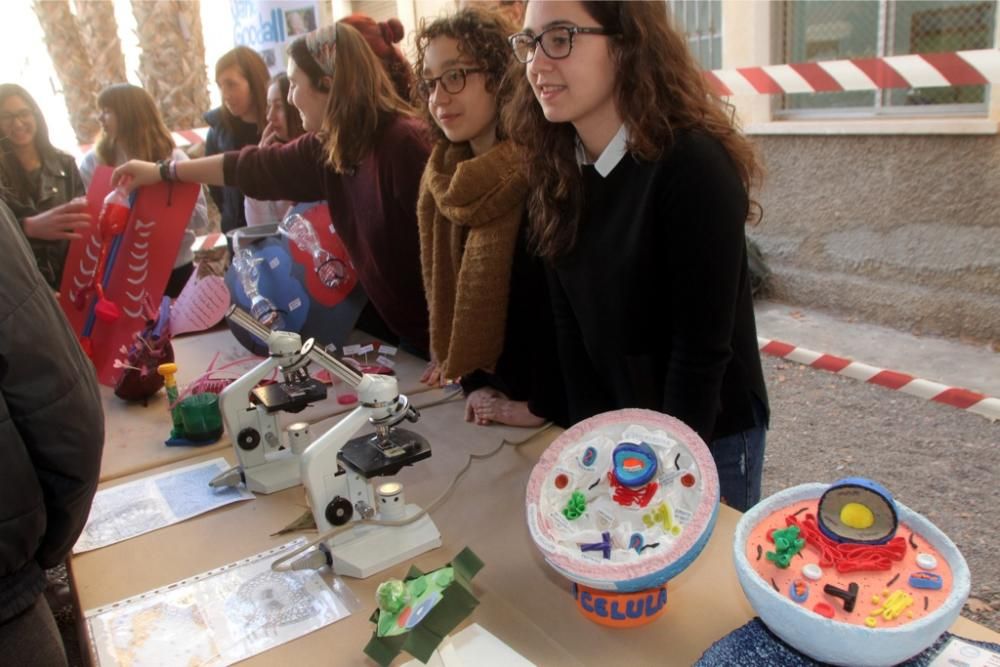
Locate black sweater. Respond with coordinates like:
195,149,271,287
461,223,569,427
548,130,768,443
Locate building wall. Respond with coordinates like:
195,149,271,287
750,134,1000,342
722,0,1000,343
374,0,1000,341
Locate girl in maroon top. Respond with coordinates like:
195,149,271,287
113,23,431,353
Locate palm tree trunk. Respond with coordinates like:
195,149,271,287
32,0,101,143
75,0,128,91
131,0,211,131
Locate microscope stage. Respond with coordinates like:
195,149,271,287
339,428,431,478
251,378,328,413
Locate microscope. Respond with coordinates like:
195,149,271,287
215,306,441,577
211,305,326,493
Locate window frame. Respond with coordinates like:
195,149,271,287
775,0,993,121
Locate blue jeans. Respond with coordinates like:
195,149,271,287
710,398,767,512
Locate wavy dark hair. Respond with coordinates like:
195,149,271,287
215,46,270,133
0,84,62,206
413,6,517,145
287,23,415,173
502,1,762,259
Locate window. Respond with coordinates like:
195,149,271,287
780,0,996,117
670,0,722,71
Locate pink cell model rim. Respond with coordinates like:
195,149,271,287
526,409,720,592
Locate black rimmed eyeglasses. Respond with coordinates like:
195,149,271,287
417,68,485,100
508,26,618,64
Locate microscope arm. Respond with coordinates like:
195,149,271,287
219,356,280,438
300,405,374,533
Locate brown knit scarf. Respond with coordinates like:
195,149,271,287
418,140,528,379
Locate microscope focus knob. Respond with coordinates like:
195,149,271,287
325,496,354,526
236,427,261,451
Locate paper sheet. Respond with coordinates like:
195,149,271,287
74,458,253,553
86,539,355,667
929,637,1000,667
171,273,231,335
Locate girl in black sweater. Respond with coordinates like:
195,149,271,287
504,1,769,510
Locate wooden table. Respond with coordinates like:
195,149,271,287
73,398,1000,666
98,328,434,483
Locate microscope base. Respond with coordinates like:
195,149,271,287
243,455,301,494
327,504,442,578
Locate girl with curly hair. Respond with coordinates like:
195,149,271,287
414,6,565,427
504,1,769,509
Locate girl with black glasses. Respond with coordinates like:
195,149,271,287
415,7,566,427
505,1,769,509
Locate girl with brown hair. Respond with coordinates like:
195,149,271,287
244,73,306,226
112,22,431,353
204,46,270,233
80,84,209,297
505,1,769,509
414,6,565,427
0,83,88,291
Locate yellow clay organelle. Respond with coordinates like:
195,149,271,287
840,502,875,529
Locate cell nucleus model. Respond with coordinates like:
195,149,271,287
526,409,720,626
732,479,971,667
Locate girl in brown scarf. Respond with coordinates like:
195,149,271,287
414,7,566,427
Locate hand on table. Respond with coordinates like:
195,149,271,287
420,360,444,387
22,198,92,240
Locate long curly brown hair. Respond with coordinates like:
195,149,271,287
412,6,517,145
502,1,762,259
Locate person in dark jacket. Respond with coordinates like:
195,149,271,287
1,84,89,291
505,2,769,510
112,23,431,354
0,199,105,664
204,47,269,234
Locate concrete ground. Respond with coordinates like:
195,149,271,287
754,300,1000,399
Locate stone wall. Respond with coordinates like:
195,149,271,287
748,134,1000,344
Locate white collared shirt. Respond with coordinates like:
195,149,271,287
575,124,629,178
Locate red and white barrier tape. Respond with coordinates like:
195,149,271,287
73,49,999,157
707,48,1000,96
758,337,1000,421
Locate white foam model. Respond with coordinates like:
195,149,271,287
733,483,971,667
526,409,719,592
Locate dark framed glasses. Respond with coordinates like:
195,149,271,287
508,26,618,64
0,109,34,127
418,67,484,100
